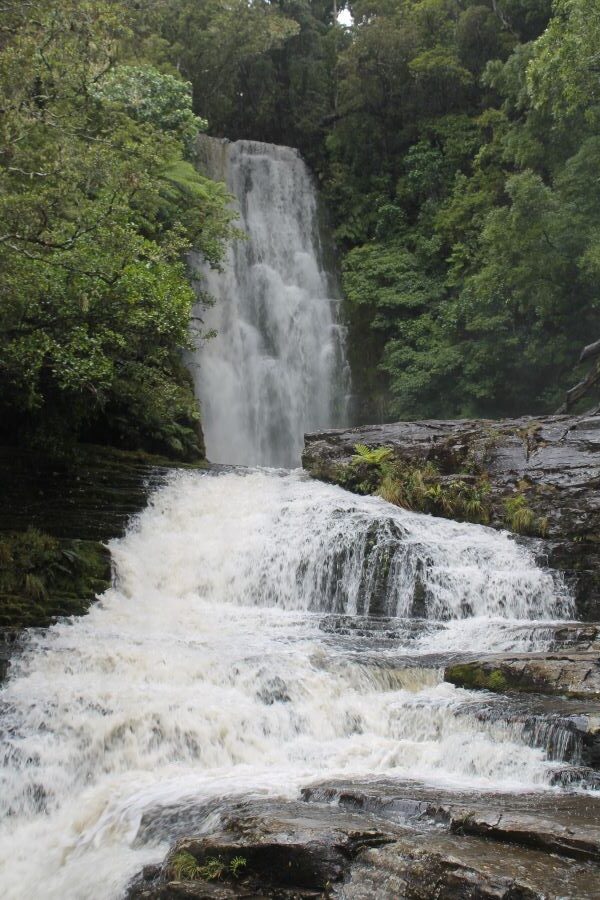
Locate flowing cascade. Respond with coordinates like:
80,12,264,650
0,470,579,900
190,138,349,467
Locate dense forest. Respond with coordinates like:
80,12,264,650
2,0,600,453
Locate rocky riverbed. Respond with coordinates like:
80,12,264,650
2,432,599,898
127,791,600,899
124,612,600,900
126,420,600,899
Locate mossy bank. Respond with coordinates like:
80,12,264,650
0,443,207,644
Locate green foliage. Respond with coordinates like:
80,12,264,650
503,495,538,534
378,464,491,524
170,852,204,881
352,444,393,466
326,0,600,417
91,66,207,139
0,0,237,458
3,0,599,453
229,857,247,879
169,852,247,883
348,444,491,524
0,530,110,626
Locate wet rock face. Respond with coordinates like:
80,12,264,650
302,415,600,619
446,652,600,701
128,793,600,899
0,444,176,541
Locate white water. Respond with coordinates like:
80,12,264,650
189,138,349,467
0,469,577,900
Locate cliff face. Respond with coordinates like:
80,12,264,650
303,414,600,620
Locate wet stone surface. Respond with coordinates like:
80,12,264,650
128,793,600,899
446,651,600,700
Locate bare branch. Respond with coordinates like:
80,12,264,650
580,338,600,363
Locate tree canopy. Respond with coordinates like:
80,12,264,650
0,0,236,457
2,0,599,447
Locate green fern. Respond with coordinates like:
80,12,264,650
170,851,204,881
169,853,247,883
229,856,247,878
352,443,393,466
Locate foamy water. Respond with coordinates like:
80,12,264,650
0,469,577,899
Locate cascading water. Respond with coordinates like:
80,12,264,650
0,470,580,899
0,141,592,900
189,138,349,467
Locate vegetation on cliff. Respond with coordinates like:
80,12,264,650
0,0,237,460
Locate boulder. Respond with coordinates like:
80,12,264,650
128,796,600,899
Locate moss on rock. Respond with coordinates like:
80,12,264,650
0,529,111,628
446,663,509,693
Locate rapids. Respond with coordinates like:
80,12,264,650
0,468,579,899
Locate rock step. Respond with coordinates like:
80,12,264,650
457,691,600,770
445,651,600,700
302,414,600,620
128,797,600,899
301,781,600,862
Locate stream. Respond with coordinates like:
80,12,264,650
0,467,586,898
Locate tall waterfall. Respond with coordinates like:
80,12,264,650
189,138,349,467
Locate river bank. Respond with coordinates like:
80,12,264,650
0,444,206,642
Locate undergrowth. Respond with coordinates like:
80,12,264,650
347,444,491,524
503,495,548,536
0,529,110,626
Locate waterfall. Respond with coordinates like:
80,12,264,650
189,138,349,467
0,137,589,900
0,469,578,900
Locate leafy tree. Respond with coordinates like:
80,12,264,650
0,0,236,457
327,0,600,418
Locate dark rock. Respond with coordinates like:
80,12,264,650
459,691,600,769
342,833,597,899
0,628,20,682
445,652,600,700
301,780,600,862
0,444,184,541
0,443,207,640
549,766,600,789
129,796,600,899
302,415,600,619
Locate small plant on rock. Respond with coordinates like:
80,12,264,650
229,856,247,878
169,852,248,883
170,851,203,881
504,495,537,534
197,858,227,881
352,443,394,467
